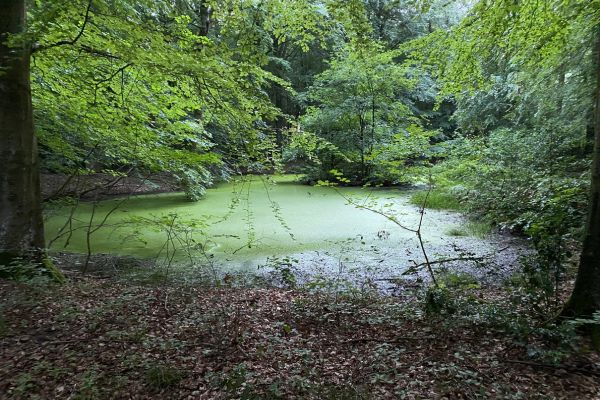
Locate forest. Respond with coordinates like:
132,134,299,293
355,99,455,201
1,0,600,398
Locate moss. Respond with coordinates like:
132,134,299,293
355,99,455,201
42,256,66,283
0,252,65,283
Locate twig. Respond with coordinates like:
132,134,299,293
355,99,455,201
402,255,488,275
416,184,437,286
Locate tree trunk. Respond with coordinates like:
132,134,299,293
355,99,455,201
0,1,46,265
197,0,211,37
561,28,600,346
358,115,366,181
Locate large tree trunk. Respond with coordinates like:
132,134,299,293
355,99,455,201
0,1,46,265
561,28,600,344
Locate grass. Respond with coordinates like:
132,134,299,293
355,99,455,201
410,188,465,211
410,186,493,238
465,220,492,238
446,227,469,237
446,220,492,239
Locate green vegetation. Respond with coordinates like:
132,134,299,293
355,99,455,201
145,365,184,390
445,221,491,239
2,0,600,397
410,188,465,211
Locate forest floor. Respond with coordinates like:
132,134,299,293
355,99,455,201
1,263,600,399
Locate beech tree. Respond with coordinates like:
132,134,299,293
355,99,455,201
0,0,328,270
302,44,428,184
0,1,46,267
563,29,600,322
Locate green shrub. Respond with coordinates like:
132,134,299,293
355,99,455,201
424,286,456,315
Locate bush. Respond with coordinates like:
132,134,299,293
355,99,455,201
421,128,589,239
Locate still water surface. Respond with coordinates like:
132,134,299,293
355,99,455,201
45,176,525,282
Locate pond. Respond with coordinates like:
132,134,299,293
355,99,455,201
44,175,527,285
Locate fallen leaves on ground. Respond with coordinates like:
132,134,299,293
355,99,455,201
1,272,599,399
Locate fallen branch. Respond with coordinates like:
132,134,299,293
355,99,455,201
403,255,488,275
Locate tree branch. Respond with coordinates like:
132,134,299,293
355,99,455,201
31,0,93,54
79,45,121,60
94,63,134,86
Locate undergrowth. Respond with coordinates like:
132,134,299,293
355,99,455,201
410,188,466,211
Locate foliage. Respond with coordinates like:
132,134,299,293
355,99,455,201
0,255,65,283
259,256,299,289
25,0,336,199
425,127,590,236
299,44,435,184
282,130,348,181
5,0,600,382
424,271,480,316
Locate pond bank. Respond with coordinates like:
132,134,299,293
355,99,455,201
41,172,178,201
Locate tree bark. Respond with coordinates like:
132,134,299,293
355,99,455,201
0,0,46,265
561,28,600,341
197,0,211,37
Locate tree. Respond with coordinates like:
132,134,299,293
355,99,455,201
302,44,424,183
411,0,600,328
562,29,600,323
364,0,464,48
1,0,331,271
29,0,291,199
0,1,47,267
